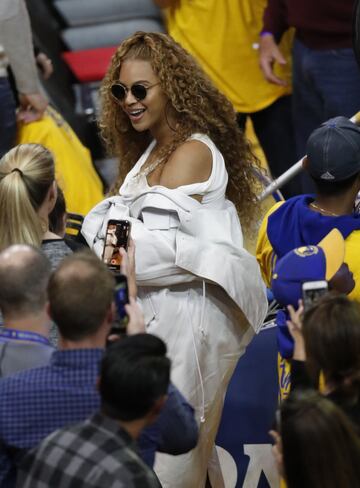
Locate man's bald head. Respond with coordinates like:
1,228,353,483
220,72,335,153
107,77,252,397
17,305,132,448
0,245,51,318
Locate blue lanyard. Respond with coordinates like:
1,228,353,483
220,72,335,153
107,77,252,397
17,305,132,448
0,328,51,346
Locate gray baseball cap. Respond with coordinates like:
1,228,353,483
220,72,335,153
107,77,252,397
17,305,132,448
306,116,360,182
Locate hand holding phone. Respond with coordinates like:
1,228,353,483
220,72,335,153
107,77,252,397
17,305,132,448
302,280,328,311
102,219,131,272
106,274,129,346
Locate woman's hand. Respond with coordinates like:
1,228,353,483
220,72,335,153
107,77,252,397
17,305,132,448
107,298,145,343
125,297,146,335
287,300,306,361
120,238,137,299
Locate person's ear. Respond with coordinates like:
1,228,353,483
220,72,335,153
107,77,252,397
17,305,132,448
47,181,58,214
302,156,309,170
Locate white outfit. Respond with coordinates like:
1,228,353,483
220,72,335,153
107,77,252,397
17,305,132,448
82,134,267,488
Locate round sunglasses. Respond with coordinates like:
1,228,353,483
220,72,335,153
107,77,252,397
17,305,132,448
110,82,160,102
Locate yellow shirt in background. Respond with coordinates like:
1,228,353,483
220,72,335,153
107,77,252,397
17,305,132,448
17,107,104,217
166,0,293,113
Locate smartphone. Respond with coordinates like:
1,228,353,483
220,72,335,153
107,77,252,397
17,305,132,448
302,280,328,311
102,219,131,272
106,274,129,347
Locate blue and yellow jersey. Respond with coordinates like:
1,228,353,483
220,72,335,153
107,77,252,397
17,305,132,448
256,196,360,302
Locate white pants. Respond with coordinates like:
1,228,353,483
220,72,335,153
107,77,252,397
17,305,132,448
139,282,255,488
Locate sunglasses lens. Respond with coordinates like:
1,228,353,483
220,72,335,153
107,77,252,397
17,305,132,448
132,84,147,100
111,84,126,101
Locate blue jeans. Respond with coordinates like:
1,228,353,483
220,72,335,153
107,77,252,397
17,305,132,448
292,39,360,191
0,77,17,159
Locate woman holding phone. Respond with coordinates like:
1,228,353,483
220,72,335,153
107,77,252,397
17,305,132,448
82,31,267,488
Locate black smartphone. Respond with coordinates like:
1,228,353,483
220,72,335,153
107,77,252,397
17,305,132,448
302,280,328,311
102,219,131,272
106,274,129,347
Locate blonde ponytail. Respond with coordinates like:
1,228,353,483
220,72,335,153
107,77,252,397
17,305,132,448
0,144,55,250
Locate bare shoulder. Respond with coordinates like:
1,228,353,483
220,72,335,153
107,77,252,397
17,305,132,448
159,140,212,189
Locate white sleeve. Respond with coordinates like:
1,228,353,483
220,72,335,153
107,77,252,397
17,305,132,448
82,196,197,286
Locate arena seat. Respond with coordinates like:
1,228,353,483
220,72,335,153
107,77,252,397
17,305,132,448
54,0,162,27
62,19,165,51
62,47,117,83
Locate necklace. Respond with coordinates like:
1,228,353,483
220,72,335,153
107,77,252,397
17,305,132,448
135,143,165,179
309,202,340,217
138,158,163,178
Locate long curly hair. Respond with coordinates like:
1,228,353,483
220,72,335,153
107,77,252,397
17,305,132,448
100,31,260,229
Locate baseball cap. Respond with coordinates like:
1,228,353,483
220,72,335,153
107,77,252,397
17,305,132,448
306,116,360,182
271,228,345,307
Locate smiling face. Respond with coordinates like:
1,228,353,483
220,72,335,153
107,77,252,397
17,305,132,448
117,59,172,140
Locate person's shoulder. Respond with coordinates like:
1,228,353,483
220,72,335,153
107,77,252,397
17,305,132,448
0,362,52,389
159,138,212,189
41,238,73,269
111,445,159,487
261,199,285,223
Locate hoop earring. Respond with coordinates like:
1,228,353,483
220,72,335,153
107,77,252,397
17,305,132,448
165,101,178,132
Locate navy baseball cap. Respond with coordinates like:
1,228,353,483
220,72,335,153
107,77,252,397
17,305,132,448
271,229,345,307
306,116,360,182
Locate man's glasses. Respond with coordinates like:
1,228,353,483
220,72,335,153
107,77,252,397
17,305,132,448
110,82,160,102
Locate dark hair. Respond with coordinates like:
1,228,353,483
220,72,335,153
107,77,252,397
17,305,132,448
49,186,66,236
48,250,115,341
303,293,360,400
311,172,359,196
280,390,360,488
0,245,51,317
100,333,170,421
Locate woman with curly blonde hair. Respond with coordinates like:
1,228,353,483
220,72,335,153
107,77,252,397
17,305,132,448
82,31,267,488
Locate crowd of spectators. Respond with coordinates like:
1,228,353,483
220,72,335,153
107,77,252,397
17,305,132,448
1,1,360,487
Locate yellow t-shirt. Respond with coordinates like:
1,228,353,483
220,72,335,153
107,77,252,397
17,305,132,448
165,0,293,113
17,107,104,217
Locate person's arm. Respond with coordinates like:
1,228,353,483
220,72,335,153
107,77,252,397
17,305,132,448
256,201,284,287
152,0,178,8
259,0,289,86
262,0,288,40
286,302,305,362
159,140,212,201
0,0,47,121
120,240,137,299
138,383,198,465
286,302,316,391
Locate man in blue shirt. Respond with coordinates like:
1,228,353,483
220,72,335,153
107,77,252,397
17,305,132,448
0,244,54,376
18,335,169,488
0,250,198,487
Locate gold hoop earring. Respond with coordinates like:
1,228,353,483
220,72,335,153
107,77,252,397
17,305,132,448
165,101,178,132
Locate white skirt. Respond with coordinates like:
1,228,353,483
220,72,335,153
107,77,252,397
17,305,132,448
139,281,255,488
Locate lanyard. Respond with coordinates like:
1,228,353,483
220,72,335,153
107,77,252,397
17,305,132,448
0,328,51,346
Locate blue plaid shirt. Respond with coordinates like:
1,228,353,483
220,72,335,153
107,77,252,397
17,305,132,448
0,349,102,487
0,348,197,487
